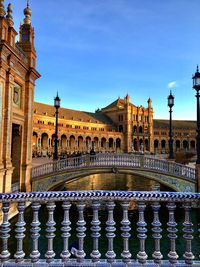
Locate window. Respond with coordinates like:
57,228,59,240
119,125,123,132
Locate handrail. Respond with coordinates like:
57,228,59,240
31,153,196,182
0,190,200,266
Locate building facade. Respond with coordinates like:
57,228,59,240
0,1,40,193
32,97,197,157
32,95,154,156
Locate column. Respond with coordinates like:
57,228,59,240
2,69,15,193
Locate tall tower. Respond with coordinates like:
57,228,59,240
18,1,36,68
0,1,40,194
124,94,132,152
147,98,154,153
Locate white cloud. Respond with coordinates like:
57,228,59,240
168,81,178,88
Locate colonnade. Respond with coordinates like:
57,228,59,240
32,132,123,156
154,139,196,153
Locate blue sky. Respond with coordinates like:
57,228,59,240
12,0,200,119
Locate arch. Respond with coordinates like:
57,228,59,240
41,133,48,149
61,134,67,150
78,136,84,150
32,132,38,147
133,125,137,133
32,132,38,156
133,138,138,151
116,138,121,149
154,139,159,149
144,139,148,151
139,126,143,134
33,166,195,193
109,138,114,148
161,140,166,149
119,125,123,132
183,140,188,150
69,135,76,150
101,137,106,149
190,140,195,150
175,140,181,151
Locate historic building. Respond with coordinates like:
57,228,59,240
154,119,196,154
32,95,154,156
32,96,197,157
0,1,40,193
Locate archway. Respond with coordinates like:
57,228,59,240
32,132,38,156
116,138,121,151
69,135,76,151
101,137,106,150
161,140,166,153
175,140,180,151
133,138,138,151
109,138,114,150
183,140,188,151
61,134,67,153
78,136,84,151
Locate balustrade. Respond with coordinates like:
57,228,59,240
31,153,196,182
0,191,200,266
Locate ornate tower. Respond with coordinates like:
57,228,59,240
147,98,154,153
124,94,132,152
18,1,36,68
0,1,40,194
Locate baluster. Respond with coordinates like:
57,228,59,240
151,202,163,264
76,201,86,262
60,201,71,261
137,202,147,264
90,200,101,262
182,202,194,265
120,201,131,263
0,203,10,262
14,202,26,262
106,200,116,263
45,201,56,263
30,202,41,262
167,202,178,264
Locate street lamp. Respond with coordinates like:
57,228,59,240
53,93,61,160
192,65,200,164
168,90,174,159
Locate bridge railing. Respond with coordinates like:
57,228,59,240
0,190,200,266
31,153,196,181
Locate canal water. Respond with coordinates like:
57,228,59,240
8,173,200,260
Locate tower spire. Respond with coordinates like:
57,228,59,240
6,3,14,27
0,0,5,17
23,0,32,25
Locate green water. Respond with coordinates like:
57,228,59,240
8,173,200,260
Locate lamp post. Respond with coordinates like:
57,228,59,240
192,65,200,164
53,93,61,160
168,90,174,159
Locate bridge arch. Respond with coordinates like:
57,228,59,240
33,167,193,193
32,154,196,193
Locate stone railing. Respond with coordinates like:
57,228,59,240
0,191,200,266
31,153,196,181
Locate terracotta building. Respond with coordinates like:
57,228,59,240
32,97,197,157
32,95,154,156
0,1,40,193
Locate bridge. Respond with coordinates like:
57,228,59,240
31,153,196,192
0,190,200,266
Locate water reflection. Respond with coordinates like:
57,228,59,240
63,173,161,192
